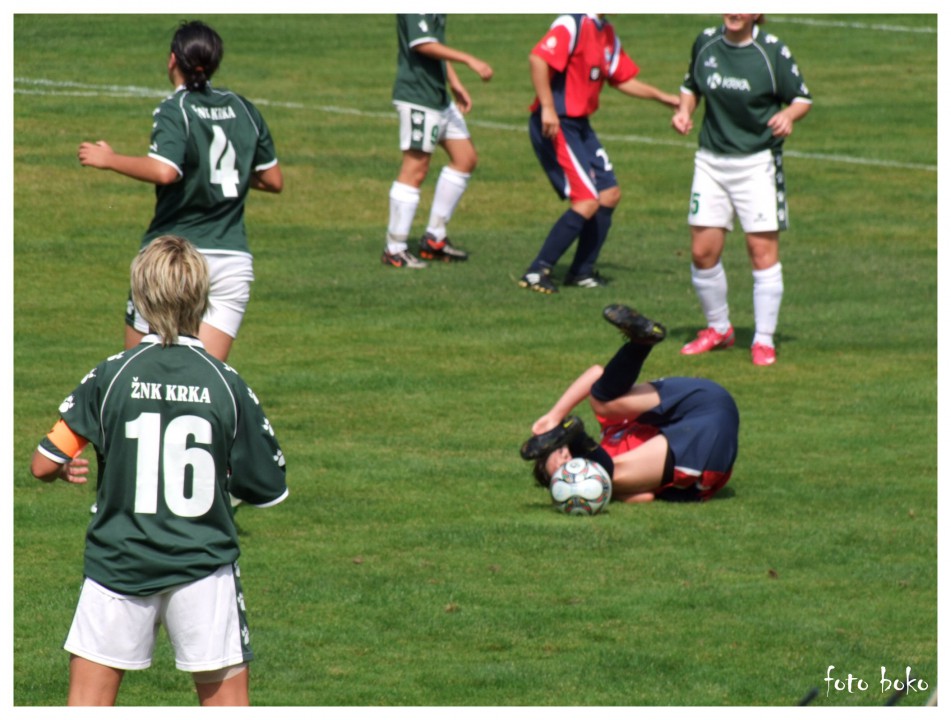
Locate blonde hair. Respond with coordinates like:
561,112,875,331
130,235,209,346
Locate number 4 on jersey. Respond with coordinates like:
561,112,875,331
209,125,239,198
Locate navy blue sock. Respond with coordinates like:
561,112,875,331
529,209,587,271
570,206,614,277
590,342,654,402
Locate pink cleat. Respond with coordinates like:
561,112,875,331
681,326,735,355
751,343,777,366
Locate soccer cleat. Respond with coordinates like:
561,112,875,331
518,268,558,294
680,326,735,355
382,248,428,269
602,304,667,345
520,415,584,460
564,271,609,288
751,342,777,366
419,233,468,262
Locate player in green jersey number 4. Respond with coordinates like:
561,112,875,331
31,235,288,706
78,21,284,362
672,14,812,366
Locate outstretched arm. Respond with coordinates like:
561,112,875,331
78,141,179,185
413,42,493,81
613,78,680,109
532,365,604,435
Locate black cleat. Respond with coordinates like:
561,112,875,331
603,304,667,345
564,270,609,288
519,267,558,294
419,233,469,262
520,415,584,460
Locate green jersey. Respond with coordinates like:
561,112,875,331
682,25,812,155
392,14,450,110
39,336,288,596
145,85,278,254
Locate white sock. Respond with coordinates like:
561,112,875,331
752,262,784,347
426,167,470,241
691,262,731,334
387,181,420,253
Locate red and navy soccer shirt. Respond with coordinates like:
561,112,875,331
530,14,639,118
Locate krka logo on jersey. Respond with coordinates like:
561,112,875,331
706,72,752,93
130,377,212,404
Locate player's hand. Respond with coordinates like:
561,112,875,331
59,450,90,484
531,412,561,436
540,106,560,139
78,140,115,169
671,111,693,135
451,85,473,114
469,59,493,81
767,110,794,138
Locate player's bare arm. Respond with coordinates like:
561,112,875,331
445,62,472,113
78,141,179,185
250,164,284,193
412,41,493,81
614,77,680,109
531,365,605,435
529,54,559,139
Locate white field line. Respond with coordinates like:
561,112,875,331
14,77,937,173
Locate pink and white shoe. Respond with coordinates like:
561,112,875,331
681,326,735,355
751,342,777,366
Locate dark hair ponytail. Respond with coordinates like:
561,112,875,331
170,20,223,92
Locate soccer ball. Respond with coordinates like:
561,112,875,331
549,457,612,515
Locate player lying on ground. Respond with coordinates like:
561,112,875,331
521,305,739,503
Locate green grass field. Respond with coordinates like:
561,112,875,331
12,14,937,707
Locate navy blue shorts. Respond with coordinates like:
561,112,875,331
529,112,618,202
642,377,739,479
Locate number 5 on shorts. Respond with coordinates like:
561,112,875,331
690,192,701,215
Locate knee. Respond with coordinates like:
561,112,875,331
599,186,621,208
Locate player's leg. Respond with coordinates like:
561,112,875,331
520,115,599,293
385,149,429,268
567,130,620,286
682,151,736,355
734,149,786,364
63,577,161,705
420,108,475,262
164,564,253,706
747,231,783,365
67,656,124,706
194,665,250,706
386,103,438,268
199,254,254,362
199,324,234,362
610,434,670,499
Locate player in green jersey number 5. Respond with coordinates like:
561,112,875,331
78,21,284,362
384,14,493,269
671,14,812,366
31,235,288,706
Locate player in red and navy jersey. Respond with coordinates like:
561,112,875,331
519,14,679,294
521,305,739,503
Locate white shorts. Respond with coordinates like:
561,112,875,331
127,251,254,339
687,148,788,233
394,100,470,154
64,563,252,672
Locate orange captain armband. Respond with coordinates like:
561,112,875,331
46,419,88,459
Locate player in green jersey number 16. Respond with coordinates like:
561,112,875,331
31,235,288,706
